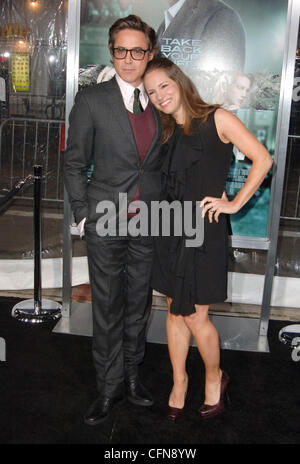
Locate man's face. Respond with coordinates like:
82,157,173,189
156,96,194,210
227,75,251,109
112,29,153,87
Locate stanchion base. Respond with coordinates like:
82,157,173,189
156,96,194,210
12,299,62,324
279,324,300,362
279,324,300,346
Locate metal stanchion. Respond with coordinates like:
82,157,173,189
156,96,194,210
11,165,62,324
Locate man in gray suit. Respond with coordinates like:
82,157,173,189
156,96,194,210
158,0,246,72
64,15,162,425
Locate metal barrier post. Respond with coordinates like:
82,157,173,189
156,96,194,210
34,164,42,313
0,337,5,361
11,165,62,324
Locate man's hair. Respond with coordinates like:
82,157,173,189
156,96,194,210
108,15,158,55
145,57,220,143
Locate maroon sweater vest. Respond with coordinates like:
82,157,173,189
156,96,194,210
127,103,156,213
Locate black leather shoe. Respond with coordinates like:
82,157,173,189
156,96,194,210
84,394,124,426
126,377,154,406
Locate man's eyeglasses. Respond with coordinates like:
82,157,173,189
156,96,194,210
112,47,150,61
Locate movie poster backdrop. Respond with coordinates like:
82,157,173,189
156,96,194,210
79,0,290,238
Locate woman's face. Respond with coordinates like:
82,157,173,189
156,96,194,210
144,68,185,124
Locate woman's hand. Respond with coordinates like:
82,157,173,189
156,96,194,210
200,192,239,223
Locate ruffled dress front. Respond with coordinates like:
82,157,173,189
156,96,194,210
151,111,233,315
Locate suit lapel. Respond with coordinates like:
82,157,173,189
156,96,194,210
161,0,204,38
104,77,137,150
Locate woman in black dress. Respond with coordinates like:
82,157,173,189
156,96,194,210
144,57,273,421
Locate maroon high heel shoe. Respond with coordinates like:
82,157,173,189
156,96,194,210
167,379,188,422
198,371,230,419
167,405,185,422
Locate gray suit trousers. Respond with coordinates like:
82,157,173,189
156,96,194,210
85,221,153,397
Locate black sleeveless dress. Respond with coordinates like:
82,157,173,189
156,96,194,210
151,111,233,315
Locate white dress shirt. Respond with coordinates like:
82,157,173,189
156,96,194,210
115,73,149,112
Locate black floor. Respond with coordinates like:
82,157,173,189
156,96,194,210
0,297,300,448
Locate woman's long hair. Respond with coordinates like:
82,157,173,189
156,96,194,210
144,57,219,143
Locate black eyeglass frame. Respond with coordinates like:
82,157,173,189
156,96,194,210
111,47,151,60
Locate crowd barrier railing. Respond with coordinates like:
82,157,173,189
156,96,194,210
0,165,62,324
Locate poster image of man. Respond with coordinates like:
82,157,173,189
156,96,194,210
157,0,246,72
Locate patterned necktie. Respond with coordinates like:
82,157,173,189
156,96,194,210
133,88,144,115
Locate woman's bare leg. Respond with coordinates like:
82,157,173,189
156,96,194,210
184,304,222,405
166,296,191,408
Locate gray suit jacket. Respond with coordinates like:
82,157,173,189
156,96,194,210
157,0,246,71
64,77,163,225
